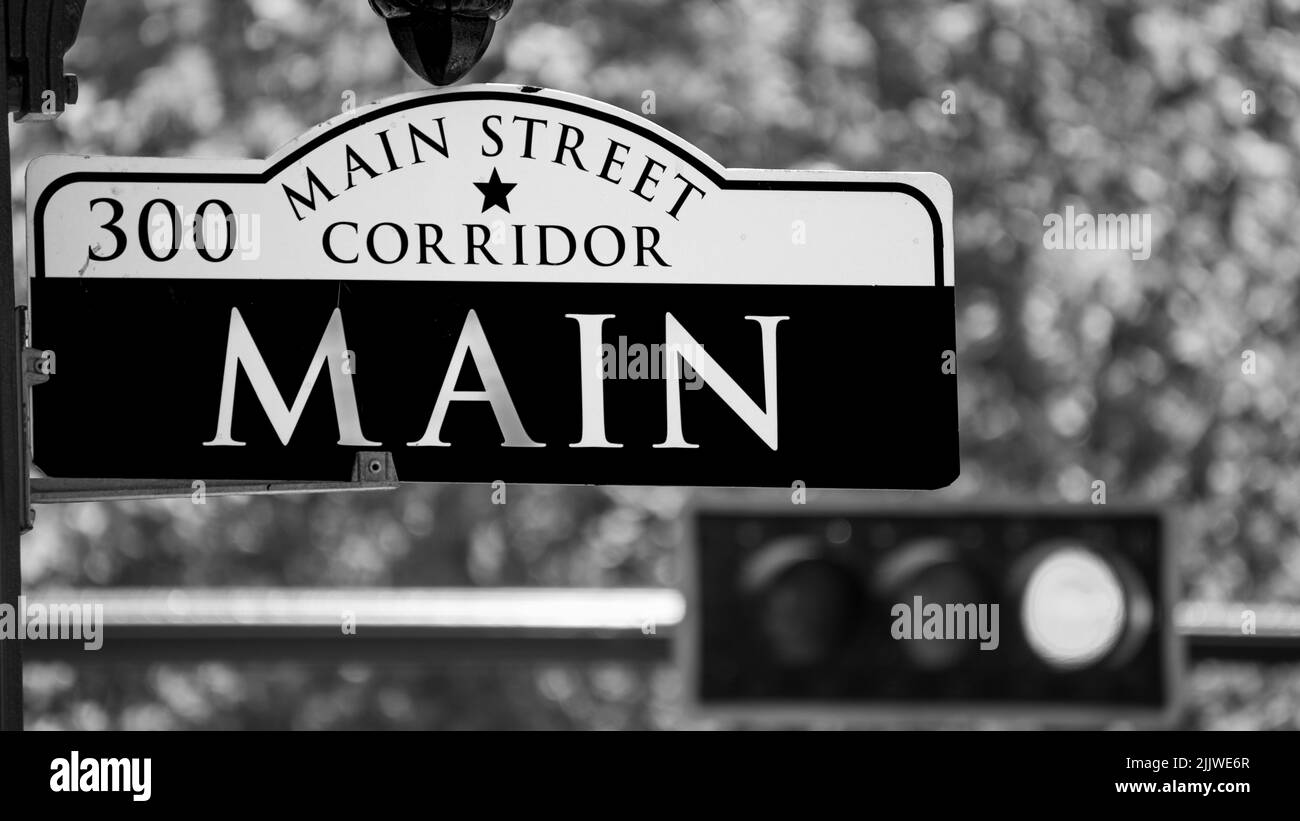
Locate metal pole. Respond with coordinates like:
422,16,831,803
18,588,1300,665
0,7,27,732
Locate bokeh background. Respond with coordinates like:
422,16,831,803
10,0,1300,729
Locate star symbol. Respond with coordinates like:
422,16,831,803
474,168,517,213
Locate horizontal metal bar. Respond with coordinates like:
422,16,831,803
30,477,398,504
14,589,1300,664
30,452,401,503
19,588,680,663
1173,601,1300,663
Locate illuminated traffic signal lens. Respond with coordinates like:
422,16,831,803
1020,544,1128,668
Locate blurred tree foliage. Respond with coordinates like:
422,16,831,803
11,0,1300,728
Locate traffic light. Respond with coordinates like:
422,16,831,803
680,504,1178,725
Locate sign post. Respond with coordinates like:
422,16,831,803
1,0,88,732
0,28,24,733
27,85,957,491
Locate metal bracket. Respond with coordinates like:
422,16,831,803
6,0,87,121
30,451,400,504
352,450,399,483
369,0,513,86
17,319,37,533
22,347,53,387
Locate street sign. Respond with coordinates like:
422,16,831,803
26,84,956,489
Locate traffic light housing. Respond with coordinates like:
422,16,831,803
681,504,1178,725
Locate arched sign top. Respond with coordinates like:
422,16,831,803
29,84,950,289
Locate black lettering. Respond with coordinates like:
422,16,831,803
597,140,630,184
632,157,666,202
345,145,380,190
283,167,337,221
584,225,625,267
553,123,587,170
465,224,500,264
635,226,669,267
513,115,548,159
538,225,577,266
376,129,401,172
194,199,236,263
417,223,452,264
481,114,504,157
139,199,180,262
667,173,707,220
408,118,450,162
88,198,126,261
323,222,359,263
367,222,408,264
